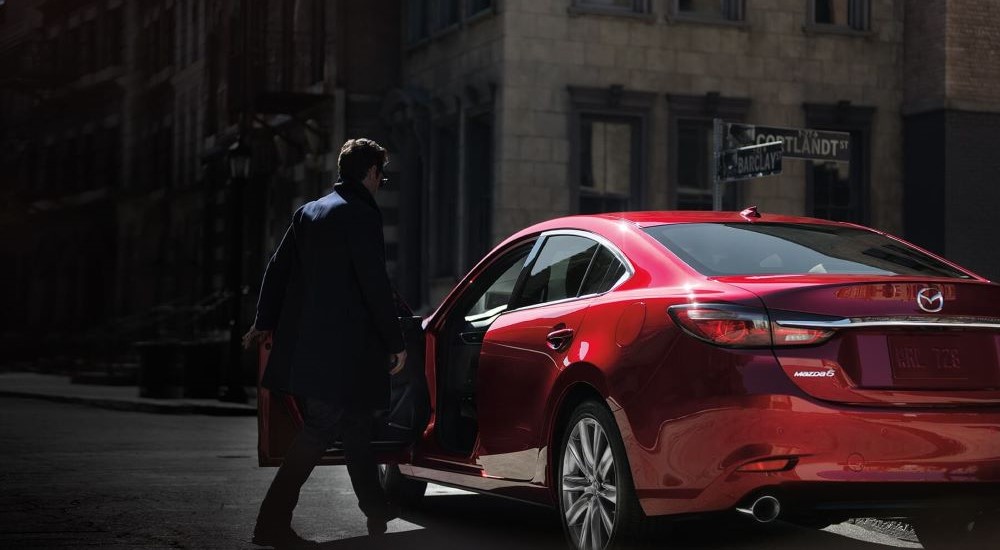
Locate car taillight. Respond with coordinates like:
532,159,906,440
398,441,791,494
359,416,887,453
668,304,834,348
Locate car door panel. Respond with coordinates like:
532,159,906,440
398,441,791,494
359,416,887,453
476,301,591,480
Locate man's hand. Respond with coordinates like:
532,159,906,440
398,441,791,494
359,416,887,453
389,350,407,376
242,326,271,350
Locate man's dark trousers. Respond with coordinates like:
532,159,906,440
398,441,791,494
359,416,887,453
257,398,390,528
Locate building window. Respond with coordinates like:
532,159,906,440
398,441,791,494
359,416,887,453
572,0,651,15
674,0,745,22
432,123,460,278
407,0,429,43
667,93,751,211
580,116,638,214
804,102,874,224
464,110,494,270
569,86,654,215
466,0,493,18
433,0,460,31
309,0,326,83
811,0,870,31
108,8,123,66
674,120,714,210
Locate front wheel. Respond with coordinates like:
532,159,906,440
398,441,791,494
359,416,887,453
558,401,645,550
378,463,426,508
913,509,1000,550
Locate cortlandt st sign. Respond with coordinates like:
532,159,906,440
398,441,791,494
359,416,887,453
725,123,851,163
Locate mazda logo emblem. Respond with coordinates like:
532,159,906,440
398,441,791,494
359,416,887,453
916,287,944,313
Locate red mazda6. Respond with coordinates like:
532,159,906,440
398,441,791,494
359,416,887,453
258,209,1000,550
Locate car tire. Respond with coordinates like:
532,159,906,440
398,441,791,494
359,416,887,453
913,509,1000,550
378,463,426,508
557,401,646,550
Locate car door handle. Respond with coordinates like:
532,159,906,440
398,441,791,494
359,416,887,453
546,327,575,351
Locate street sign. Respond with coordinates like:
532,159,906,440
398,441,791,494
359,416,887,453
718,141,783,183
725,124,851,163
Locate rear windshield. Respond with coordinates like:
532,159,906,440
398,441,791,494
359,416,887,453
643,223,971,278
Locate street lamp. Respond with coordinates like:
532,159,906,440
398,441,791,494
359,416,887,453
228,138,252,180
221,138,252,404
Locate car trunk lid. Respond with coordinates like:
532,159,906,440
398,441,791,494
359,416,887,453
718,276,1000,406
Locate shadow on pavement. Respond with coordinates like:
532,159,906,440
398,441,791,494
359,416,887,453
307,493,913,550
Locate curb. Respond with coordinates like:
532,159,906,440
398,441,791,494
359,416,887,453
0,390,257,417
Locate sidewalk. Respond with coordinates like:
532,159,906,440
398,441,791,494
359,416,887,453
0,373,256,416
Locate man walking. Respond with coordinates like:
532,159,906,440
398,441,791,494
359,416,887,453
242,138,406,546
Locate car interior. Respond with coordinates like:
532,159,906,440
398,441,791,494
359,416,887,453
435,242,534,455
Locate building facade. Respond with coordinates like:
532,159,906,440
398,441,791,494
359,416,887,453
2,0,1000,372
0,0,402,370
398,0,912,306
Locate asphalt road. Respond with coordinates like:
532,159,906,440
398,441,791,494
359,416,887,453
0,397,920,549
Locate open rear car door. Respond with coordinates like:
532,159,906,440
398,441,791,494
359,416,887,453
257,316,431,466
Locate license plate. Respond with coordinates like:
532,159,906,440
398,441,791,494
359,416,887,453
888,334,998,387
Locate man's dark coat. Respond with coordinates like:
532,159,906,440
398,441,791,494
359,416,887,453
254,180,405,409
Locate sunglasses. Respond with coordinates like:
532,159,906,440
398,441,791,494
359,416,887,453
377,165,390,189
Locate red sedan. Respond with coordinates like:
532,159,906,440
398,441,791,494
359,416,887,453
259,209,1000,550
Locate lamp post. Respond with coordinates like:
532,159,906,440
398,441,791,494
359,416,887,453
221,138,251,404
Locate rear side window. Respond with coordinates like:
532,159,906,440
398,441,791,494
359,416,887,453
512,235,599,308
643,223,970,278
580,247,627,295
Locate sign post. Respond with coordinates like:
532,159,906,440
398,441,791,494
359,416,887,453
725,124,851,163
712,118,723,211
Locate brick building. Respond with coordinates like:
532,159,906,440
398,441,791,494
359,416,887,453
902,0,1000,279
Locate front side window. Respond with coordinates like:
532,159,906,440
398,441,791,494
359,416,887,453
580,116,638,214
812,0,870,31
463,244,533,321
644,223,970,278
512,235,601,308
675,0,745,22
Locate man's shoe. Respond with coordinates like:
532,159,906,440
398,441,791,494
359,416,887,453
365,503,400,537
252,523,316,547
366,516,388,536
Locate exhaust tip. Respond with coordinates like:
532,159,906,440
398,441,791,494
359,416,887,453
737,495,781,523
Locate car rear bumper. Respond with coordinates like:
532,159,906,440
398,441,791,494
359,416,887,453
625,395,1000,517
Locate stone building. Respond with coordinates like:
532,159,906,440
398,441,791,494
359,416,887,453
0,0,124,362
398,0,911,305
3,0,1000,373
0,0,403,369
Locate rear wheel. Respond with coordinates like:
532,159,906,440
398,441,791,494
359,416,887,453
913,509,1000,550
558,401,645,550
378,463,426,508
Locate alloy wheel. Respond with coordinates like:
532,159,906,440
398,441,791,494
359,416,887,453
562,417,618,550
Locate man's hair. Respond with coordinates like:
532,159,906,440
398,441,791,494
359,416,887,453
337,138,387,182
